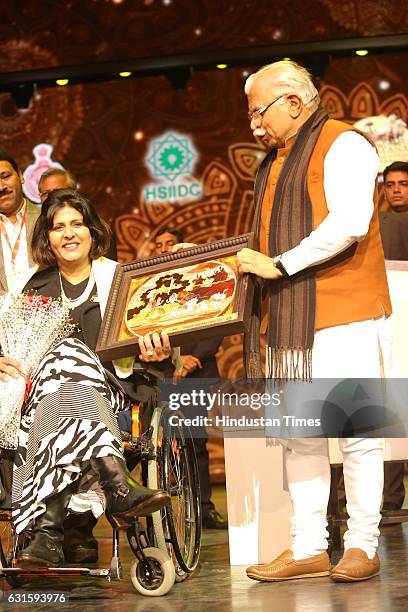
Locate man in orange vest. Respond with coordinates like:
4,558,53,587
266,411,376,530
237,60,393,583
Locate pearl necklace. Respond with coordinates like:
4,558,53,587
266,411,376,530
59,270,96,310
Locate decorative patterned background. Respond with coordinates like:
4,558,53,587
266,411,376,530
0,0,407,380
1,0,407,67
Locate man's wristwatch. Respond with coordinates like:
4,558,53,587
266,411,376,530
273,254,289,278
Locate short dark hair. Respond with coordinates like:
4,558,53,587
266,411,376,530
38,167,77,190
31,189,111,267
155,226,184,243
383,161,408,182
0,148,19,174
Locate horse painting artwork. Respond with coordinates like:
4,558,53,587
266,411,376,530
121,257,238,339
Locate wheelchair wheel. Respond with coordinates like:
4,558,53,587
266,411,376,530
130,547,175,597
148,405,201,581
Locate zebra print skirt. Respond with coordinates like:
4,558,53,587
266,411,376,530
12,337,130,534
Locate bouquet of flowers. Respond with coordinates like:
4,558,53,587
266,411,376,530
0,293,74,449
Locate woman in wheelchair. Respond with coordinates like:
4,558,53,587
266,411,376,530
0,189,174,569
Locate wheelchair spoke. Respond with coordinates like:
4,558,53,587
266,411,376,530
148,405,201,575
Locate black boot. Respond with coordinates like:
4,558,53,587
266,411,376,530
17,485,74,568
91,455,170,529
63,511,98,564
0,451,13,507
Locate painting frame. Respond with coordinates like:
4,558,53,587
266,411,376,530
96,233,255,361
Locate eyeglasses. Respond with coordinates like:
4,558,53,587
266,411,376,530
247,94,287,123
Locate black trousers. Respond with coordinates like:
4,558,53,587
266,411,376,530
383,462,406,509
193,437,214,516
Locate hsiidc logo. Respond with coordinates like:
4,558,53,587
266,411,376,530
144,131,203,202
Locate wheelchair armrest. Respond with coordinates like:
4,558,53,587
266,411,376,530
104,366,160,405
132,362,165,383
104,367,129,397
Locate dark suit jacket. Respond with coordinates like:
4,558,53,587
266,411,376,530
0,199,40,295
379,211,408,261
163,338,221,379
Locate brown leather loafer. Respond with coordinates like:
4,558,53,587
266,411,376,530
331,548,380,582
246,549,331,582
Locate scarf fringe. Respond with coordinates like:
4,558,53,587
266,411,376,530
245,349,263,379
267,346,312,382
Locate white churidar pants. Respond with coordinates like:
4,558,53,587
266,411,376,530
278,316,397,560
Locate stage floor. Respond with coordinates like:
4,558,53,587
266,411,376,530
2,485,407,611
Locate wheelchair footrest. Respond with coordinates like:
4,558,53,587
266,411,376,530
0,567,110,577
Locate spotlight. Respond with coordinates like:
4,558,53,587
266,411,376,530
216,63,228,69
355,50,368,56
119,71,132,77
56,78,69,86
11,83,35,110
379,79,390,91
166,67,192,90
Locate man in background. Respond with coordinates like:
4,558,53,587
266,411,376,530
0,148,39,296
38,167,76,203
154,226,184,254
380,161,408,260
379,161,408,515
154,226,228,529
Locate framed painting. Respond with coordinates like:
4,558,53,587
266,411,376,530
96,233,255,361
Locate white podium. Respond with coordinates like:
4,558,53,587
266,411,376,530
224,435,291,565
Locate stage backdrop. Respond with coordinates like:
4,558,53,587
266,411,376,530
0,0,407,383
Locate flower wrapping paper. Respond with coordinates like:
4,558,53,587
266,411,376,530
0,293,74,449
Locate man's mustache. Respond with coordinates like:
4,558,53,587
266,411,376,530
0,189,12,196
